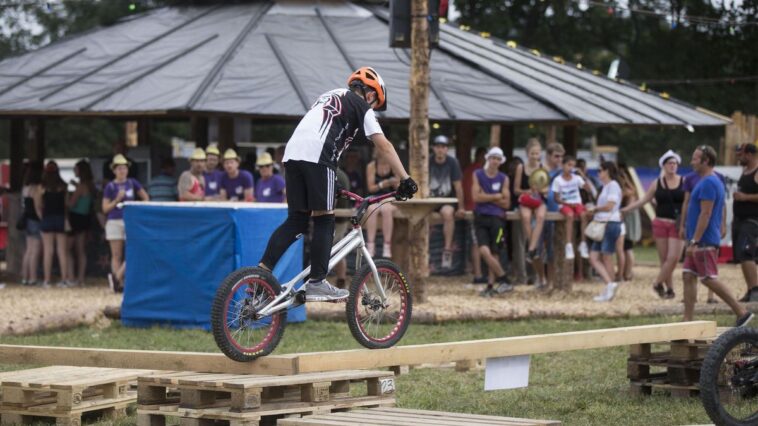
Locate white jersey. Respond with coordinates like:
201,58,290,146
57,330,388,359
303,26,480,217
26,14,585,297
283,88,383,169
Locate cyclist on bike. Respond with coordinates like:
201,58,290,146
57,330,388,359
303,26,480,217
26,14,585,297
258,67,418,302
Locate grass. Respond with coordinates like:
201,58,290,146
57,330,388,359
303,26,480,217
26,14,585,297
0,314,735,425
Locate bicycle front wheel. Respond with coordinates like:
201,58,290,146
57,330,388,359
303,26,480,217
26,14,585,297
346,259,412,349
700,327,758,426
211,267,286,362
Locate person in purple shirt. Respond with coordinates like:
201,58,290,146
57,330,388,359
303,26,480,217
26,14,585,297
472,147,513,297
254,152,286,203
219,149,254,202
204,145,224,200
102,154,149,292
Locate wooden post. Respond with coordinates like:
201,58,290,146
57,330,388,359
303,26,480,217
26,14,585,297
455,123,475,169
499,124,515,160
137,118,151,147
218,116,235,153
7,119,27,277
545,125,558,144
9,119,24,192
563,125,578,157
27,118,45,162
489,124,500,147
191,116,209,148
409,0,430,303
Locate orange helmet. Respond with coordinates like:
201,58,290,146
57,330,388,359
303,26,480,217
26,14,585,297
347,67,387,111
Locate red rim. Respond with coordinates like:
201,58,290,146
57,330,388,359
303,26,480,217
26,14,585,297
222,277,281,354
354,267,408,343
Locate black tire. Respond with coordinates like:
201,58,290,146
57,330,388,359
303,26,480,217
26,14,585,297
210,267,286,362
700,327,758,426
346,259,412,349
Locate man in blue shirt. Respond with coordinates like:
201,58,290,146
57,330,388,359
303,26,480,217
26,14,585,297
683,145,753,327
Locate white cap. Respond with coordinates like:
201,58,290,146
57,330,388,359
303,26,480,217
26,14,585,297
658,149,681,168
485,147,506,162
433,135,450,145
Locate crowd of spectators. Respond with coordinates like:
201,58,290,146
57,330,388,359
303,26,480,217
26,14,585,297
14,137,758,324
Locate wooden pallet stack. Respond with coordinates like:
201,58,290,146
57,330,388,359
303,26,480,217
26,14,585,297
627,336,715,398
279,407,562,426
136,369,397,426
0,366,155,426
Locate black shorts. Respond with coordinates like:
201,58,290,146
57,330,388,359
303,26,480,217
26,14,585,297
474,213,506,251
284,161,336,212
733,217,758,262
68,212,91,234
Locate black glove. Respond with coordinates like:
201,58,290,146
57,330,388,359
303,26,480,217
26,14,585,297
396,177,418,199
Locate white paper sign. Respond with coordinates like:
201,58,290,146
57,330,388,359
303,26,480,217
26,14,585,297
484,355,530,391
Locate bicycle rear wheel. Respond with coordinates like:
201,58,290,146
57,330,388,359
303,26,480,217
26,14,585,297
346,259,412,349
700,327,758,426
211,267,286,362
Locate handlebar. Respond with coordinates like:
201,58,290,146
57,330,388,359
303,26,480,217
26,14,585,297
337,189,404,206
337,189,406,225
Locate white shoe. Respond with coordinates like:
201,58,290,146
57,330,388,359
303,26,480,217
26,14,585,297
383,243,392,258
305,279,349,302
367,242,376,258
593,282,619,302
441,250,453,269
565,243,575,260
579,241,590,259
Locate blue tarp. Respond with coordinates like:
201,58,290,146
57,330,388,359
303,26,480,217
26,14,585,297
121,204,304,329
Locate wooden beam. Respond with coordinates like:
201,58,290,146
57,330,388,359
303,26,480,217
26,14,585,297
455,123,474,169
191,116,209,148
499,124,515,161
563,125,578,157
0,345,296,375
286,321,716,373
9,118,24,191
0,322,715,375
218,116,235,153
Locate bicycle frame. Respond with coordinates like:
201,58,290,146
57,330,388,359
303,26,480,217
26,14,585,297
256,191,396,317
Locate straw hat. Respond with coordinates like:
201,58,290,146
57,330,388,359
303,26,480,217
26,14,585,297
189,148,207,161
110,154,130,170
206,144,220,157
256,152,274,167
223,149,240,161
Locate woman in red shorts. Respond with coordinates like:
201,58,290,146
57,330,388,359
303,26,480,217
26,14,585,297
621,150,684,299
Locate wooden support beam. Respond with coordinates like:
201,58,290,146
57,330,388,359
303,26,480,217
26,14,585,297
563,125,578,157
191,116,209,148
218,116,235,153
285,321,717,373
0,322,715,375
455,123,474,169
27,118,45,162
9,118,24,192
0,345,296,375
499,124,515,161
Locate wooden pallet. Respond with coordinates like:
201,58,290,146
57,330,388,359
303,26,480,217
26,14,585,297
277,407,562,426
137,370,397,426
0,366,156,425
627,332,725,398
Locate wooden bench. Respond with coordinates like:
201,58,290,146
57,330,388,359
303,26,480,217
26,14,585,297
278,407,561,426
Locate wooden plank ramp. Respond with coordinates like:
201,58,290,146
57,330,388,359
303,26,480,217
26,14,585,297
136,370,396,426
0,366,157,426
0,322,716,375
277,407,561,426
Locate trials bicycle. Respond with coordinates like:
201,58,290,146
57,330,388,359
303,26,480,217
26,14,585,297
211,189,413,362
700,326,758,426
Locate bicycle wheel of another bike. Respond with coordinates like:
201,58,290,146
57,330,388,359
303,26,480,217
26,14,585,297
700,327,758,426
346,259,412,349
211,267,286,362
